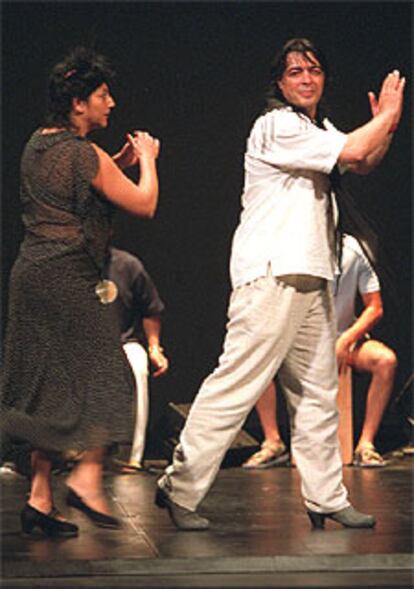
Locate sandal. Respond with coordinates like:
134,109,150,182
121,463,143,474
353,443,387,467
242,440,289,469
113,458,144,474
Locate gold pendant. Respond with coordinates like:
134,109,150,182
95,279,118,304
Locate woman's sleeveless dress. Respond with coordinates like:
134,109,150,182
1,130,134,453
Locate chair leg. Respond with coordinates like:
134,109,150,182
337,367,353,465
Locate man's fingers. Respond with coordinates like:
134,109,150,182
368,91,379,116
381,70,400,92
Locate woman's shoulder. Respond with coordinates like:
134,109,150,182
37,130,99,180
26,128,86,152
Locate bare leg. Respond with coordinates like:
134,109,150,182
66,447,112,515
255,381,283,444
28,450,54,513
22,450,78,535
349,340,397,450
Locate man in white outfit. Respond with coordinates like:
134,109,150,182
243,233,397,470
156,38,405,530
104,247,169,471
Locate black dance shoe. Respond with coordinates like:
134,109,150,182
66,488,121,529
307,505,376,529
155,485,210,531
21,503,79,538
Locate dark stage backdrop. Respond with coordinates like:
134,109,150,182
2,1,412,448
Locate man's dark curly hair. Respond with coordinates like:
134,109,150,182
45,46,115,128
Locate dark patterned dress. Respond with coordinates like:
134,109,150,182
1,130,134,453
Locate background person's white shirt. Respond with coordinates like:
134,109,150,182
230,107,347,289
334,234,380,335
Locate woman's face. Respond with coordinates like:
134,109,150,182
83,83,116,130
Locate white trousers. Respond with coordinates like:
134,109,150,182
160,272,350,513
123,342,149,464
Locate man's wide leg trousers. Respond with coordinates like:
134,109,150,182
160,272,349,513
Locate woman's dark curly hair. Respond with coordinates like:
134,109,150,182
45,46,115,128
264,38,329,124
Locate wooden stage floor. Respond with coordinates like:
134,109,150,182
1,453,413,589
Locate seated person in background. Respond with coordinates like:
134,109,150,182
104,246,169,471
243,233,397,469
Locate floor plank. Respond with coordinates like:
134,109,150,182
1,454,413,588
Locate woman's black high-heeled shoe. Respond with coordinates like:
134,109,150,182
66,488,121,529
307,505,376,529
21,503,79,538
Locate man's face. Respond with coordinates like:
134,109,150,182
277,51,325,119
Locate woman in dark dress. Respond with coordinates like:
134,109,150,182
1,47,160,537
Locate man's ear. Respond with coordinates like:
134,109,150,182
72,97,86,115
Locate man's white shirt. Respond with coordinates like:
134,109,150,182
230,107,347,288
